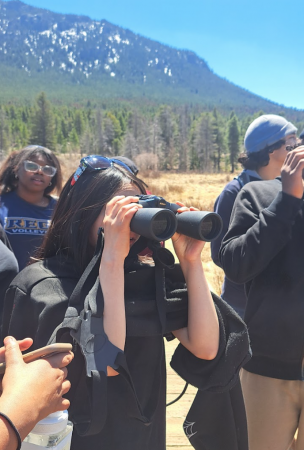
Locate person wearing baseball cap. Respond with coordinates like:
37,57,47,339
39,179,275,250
211,114,297,319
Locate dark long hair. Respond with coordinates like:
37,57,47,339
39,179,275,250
36,164,147,272
0,146,62,196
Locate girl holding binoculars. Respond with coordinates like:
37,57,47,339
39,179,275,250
3,155,221,450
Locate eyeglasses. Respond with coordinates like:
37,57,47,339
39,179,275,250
71,155,133,186
23,160,57,177
286,143,301,152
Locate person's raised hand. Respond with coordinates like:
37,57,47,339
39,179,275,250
281,146,304,199
0,336,73,439
171,202,206,265
101,195,142,263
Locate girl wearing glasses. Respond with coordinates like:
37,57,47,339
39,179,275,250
0,146,62,270
3,156,249,450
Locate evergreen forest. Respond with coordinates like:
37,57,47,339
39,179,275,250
1,92,303,173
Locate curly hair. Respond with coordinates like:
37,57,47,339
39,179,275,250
0,145,62,196
238,139,285,171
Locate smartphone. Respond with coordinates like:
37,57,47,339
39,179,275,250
0,343,72,375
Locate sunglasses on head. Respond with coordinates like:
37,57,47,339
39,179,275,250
23,160,57,177
71,155,133,186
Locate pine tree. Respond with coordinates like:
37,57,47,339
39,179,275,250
93,110,104,155
178,107,189,171
158,106,177,170
30,92,55,149
61,118,69,139
212,108,224,172
150,117,162,159
74,110,84,137
103,117,115,156
106,112,122,141
56,129,65,146
0,108,9,152
20,123,29,146
227,112,240,173
118,113,127,135
69,128,79,148
193,113,213,172
79,127,93,156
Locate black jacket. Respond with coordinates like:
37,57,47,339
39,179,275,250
211,171,260,318
220,178,304,380
3,254,250,450
0,224,18,333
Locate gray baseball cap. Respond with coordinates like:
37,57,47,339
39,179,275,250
244,114,297,154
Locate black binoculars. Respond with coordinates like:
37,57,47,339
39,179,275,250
130,195,223,242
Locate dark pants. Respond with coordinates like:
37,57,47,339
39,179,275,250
184,377,248,450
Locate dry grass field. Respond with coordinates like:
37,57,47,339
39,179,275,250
59,155,233,449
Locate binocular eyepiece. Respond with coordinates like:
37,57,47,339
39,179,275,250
130,195,223,242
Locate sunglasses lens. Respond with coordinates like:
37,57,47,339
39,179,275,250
112,159,133,174
24,161,39,172
84,156,110,170
24,160,56,176
42,166,57,176
71,155,133,187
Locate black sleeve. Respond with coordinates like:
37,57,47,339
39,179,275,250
219,188,302,284
211,189,238,267
3,279,70,349
0,224,13,251
184,377,248,450
0,243,18,339
170,293,251,392
2,285,35,342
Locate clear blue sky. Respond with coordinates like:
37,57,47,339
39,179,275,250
20,0,304,110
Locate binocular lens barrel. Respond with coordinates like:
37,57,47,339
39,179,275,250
199,214,223,241
150,211,171,236
176,211,223,242
130,208,177,242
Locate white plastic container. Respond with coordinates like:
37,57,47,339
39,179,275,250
21,411,73,450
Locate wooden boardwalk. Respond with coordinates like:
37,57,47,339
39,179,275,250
166,339,197,449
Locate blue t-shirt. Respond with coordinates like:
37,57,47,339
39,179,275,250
0,191,57,270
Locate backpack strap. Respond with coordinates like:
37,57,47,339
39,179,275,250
234,170,261,189
234,171,251,188
148,240,175,335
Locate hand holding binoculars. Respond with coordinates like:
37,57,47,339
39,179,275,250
130,195,223,242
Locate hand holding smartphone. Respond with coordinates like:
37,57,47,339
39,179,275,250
0,343,72,375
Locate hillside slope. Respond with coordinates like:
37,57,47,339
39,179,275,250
0,0,303,119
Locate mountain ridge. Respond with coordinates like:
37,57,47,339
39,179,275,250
0,0,303,119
